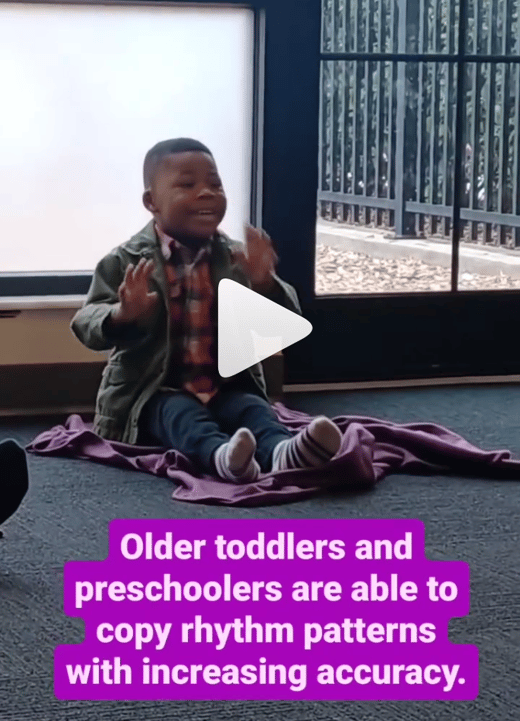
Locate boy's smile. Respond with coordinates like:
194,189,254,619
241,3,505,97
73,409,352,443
143,151,227,242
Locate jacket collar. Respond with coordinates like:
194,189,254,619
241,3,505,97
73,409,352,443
126,219,233,258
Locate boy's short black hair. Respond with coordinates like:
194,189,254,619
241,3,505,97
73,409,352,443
143,138,214,189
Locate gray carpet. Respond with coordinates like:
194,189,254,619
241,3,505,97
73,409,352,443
1,384,520,720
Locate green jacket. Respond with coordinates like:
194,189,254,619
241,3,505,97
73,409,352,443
71,220,301,444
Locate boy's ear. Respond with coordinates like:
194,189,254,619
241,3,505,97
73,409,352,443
143,189,155,213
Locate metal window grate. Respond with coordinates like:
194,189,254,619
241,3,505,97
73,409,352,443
319,0,520,277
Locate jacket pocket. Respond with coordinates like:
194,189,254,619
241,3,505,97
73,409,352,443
104,362,144,385
94,414,124,441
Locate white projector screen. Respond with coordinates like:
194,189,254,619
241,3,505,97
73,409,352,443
0,3,253,272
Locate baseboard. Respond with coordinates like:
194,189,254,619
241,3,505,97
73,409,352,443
0,362,104,416
3,362,516,418
284,375,520,392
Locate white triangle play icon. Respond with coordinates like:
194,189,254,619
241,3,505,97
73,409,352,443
218,279,313,378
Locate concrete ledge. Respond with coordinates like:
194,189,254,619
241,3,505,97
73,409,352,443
317,220,520,280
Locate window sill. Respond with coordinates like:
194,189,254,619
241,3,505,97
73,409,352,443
0,295,86,311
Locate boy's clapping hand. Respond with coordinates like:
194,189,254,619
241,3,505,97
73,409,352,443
232,225,278,293
112,258,159,326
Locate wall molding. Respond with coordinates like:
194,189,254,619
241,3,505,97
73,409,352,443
0,362,103,416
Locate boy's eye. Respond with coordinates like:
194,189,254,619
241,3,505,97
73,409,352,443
179,182,195,188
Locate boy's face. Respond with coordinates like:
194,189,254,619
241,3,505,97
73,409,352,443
143,151,227,240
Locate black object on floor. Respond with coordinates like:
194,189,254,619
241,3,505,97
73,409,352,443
0,439,29,530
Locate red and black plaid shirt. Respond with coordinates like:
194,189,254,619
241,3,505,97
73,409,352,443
156,224,220,403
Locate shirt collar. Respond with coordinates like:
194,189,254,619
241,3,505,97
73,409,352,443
155,223,212,263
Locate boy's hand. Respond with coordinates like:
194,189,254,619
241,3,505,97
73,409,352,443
112,258,159,325
233,225,278,292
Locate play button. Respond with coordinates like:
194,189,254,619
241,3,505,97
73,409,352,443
218,279,313,378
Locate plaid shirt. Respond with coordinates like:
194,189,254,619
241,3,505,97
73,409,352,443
156,224,220,403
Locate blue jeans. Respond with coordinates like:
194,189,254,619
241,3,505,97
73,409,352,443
142,390,292,474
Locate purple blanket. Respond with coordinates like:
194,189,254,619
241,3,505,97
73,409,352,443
26,403,520,507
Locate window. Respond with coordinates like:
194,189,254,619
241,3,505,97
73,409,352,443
0,3,252,281
316,0,520,296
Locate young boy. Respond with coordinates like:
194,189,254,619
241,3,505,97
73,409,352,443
72,138,342,482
